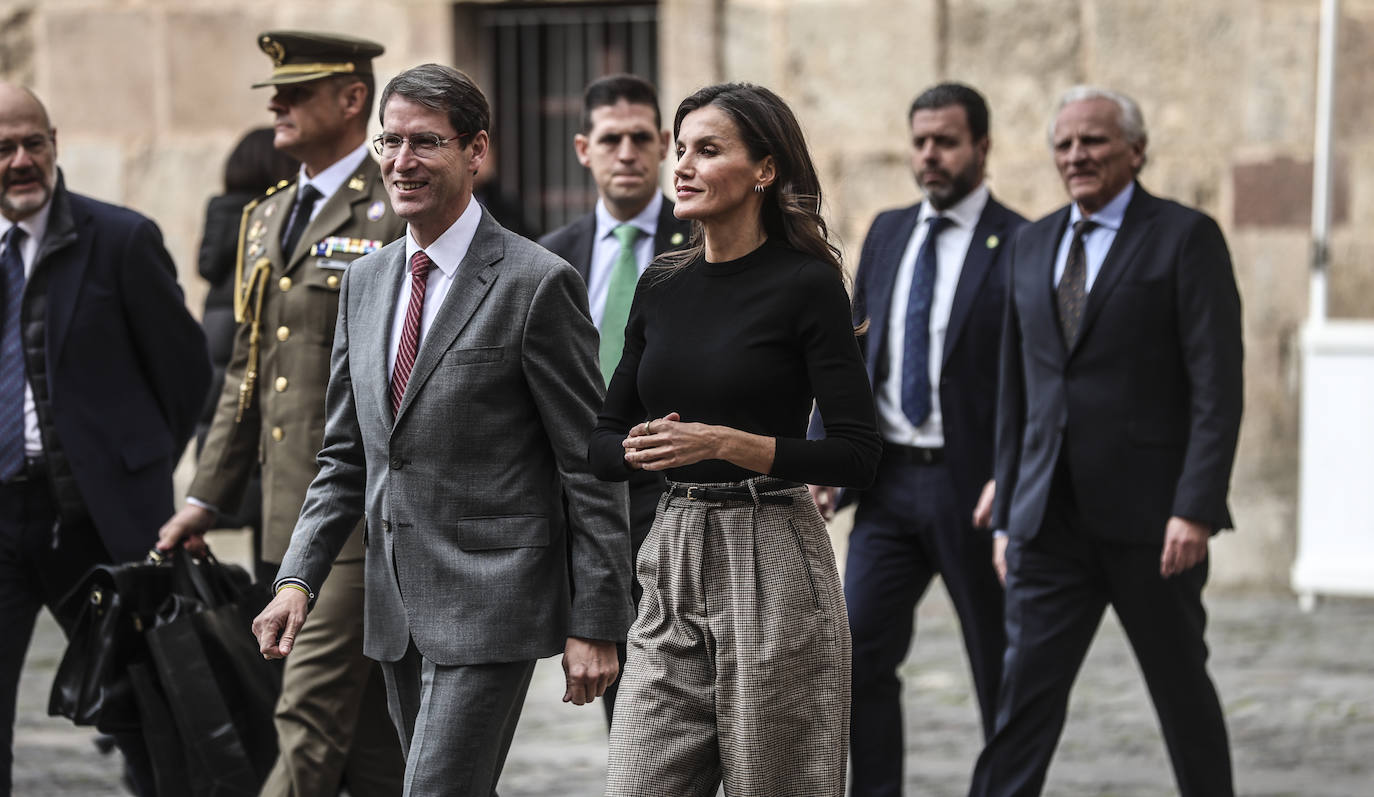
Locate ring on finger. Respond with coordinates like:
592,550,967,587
645,419,655,435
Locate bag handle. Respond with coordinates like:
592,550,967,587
156,546,233,608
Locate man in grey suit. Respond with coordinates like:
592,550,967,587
251,64,634,796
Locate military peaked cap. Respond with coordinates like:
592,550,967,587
252,30,385,88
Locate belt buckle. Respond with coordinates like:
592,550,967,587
684,486,703,501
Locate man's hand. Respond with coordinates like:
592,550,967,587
561,637,619,705
972,480,996,529
1160,516,1210,577
808,485,839,520
993,535,1009,586
252,588,309,659
156,503,216,556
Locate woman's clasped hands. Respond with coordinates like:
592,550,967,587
623,412,717,471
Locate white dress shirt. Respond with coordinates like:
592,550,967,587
876,183,990,448
388,198,483,376
1,198,54,457
585,192,662,329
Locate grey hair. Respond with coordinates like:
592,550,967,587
1048,85,1148,170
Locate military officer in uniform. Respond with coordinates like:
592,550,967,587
157,31,406,797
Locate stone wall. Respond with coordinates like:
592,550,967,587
0,0,457,313
3,0,1368,587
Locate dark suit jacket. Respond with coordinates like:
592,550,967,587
30,179,210,563
538,197,691,538
849,195,1026,517
991,183,1243,544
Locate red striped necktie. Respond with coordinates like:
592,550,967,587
390,250,435,414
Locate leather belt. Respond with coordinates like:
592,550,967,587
2,457,47,486
666,480,797,506
883,443,944,466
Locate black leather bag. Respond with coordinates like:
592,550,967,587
48,551,272,728
48,553,178,732
144,555,279,795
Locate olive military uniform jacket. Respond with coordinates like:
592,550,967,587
192,155,405,564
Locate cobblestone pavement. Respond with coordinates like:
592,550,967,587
14,528,1374,796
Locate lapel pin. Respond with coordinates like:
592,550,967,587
348,175,366,192
986,234,1000,249
367,200,386,221
263,204,276,218
670,232,684,246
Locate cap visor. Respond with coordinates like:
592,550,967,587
251,72,335,88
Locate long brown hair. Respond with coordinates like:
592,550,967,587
660,83,846,286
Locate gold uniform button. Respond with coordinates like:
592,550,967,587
271,426,285,442
279,276,292,292
276,326,290,341
274,377,288,392
326,274,340,289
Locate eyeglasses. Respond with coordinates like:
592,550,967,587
0,135,53,161
372,133,464,158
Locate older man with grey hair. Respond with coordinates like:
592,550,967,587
970,85,1243,797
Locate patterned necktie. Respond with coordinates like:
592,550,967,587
599,224,642,386
281,184,322,259
1057,219,1097,347
0,226,27,480
900,215,951,427
390,251,436,414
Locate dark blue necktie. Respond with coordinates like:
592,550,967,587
900,216,951,427
1,226,28,480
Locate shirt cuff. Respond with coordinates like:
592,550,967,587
186,496,219,514
993,530,1008,539
273,577,316,607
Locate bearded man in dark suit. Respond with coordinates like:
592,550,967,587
809,83,1025,797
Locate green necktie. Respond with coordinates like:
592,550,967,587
600,223,642,386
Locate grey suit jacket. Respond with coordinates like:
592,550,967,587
278,207,634,666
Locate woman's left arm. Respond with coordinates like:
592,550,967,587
769,263,881,488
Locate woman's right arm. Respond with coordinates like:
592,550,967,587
587,279,650,481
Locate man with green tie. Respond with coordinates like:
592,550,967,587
539,73,690,725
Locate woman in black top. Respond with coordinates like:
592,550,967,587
591,83,880,797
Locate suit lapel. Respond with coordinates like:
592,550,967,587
571,214,596,282
264,184,291,271
942,201,1003,367
1071,185,1158,355
1026,206,1071,359
32,183,85,363
653,197,691,257
392,210,504,424
372,243,408,426
865,206,920,368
